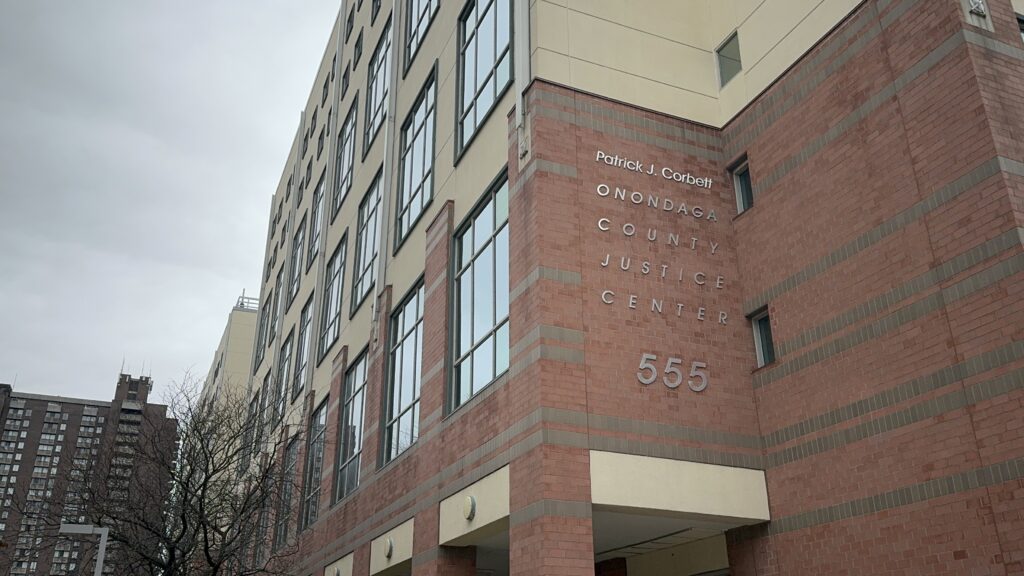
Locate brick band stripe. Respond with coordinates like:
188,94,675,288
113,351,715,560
753,251,1024,387
767,455,1024,535
509,499,593,525
766,367,1024,467
509,266,581,303
762,340,1024,447
775,227,1024,357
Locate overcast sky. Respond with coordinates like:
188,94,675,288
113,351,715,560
0,1,339,401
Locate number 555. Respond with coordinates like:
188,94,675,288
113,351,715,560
637,353,709,392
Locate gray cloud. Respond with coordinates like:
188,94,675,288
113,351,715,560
0,1,339,401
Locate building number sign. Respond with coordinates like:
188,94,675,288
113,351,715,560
636,353,709,392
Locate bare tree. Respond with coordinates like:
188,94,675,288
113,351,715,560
11,379,306,576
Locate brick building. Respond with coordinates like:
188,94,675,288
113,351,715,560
0,375,176,575
247,0,1024,574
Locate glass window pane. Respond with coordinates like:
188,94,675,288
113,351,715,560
473,244,493,342
478,6,495,85
459,360,472,405
474,199,493,247
472,336,494,391
495,226,509,320
463,37,477,108
459,275,473,354
496,322,509,375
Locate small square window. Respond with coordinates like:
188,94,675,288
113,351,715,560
750,309,775,368
732,160,753,213
1018,15,1024,43
717,32,742,87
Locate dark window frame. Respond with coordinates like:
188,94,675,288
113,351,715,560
749,308,776,368
332,95,360,221
455,0,514,161
334,347,369,503
351,170,382,317
318,234,348,363
404,0,440,72
382,280,425,464
292,293,315,402
394,63,438,251
364,17,393,158
449,169,510,412
300,398,328,529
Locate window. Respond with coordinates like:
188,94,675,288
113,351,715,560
384,284,424,462
270,268,284,342
293,295,314,400
406,0,440,66
322,76,330,106
751,309,775,368
346,7,355,41
352,174,382,311
457,0,511,151
717,32,741,87
365,20,392,150
371,0,382,22
319,237,347,358
453,175,510,407
305,158,313,187
273,438,299,550
335,351,367,501
354,30,364,66
317,126,325,159
301,399,327,528
396,73,436,244
1018,15,1024,43
732,160,753,213
254,300,270,371
341,64,351,98
308,173,325,269
333,101,358,217
288,218,305,305
275,334,293,424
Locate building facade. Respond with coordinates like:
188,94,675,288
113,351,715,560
248,0,1024,574
0,374,176,575
199,294,260,408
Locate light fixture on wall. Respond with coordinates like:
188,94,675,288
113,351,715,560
969,0,988,16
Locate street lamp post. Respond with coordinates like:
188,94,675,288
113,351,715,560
58,523,108,576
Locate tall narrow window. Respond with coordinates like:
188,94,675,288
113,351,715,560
385,284,424,462
301,399,327,528
717,32,742,87
270,268,284,342
453,175,509,408
457,0,511,151
319,237,347,359
352,175,381,311
751,309,775,368
292,295,314,400
254,300,270,371
406,0,440,65
335,351,367,501
396,73,436,244
333,102,357,217
275,333,293,424
308,174,325,269
288,217,305,306
365,20,392,150
732,160,753,213
273,438,299,550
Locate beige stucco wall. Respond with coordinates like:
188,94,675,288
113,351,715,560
532,0,863,126
590,451,770,522
200,304,257,407
369,517,414,575
439,465,510,545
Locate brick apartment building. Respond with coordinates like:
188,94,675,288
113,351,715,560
0,375,177,575
244,0,1024,574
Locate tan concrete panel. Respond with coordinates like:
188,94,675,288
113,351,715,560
566,58,720,125
590,451,770,522
439,465,510,545
567,0,711,50
324,553,354,576
626,535,729,576
370,517,414,575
